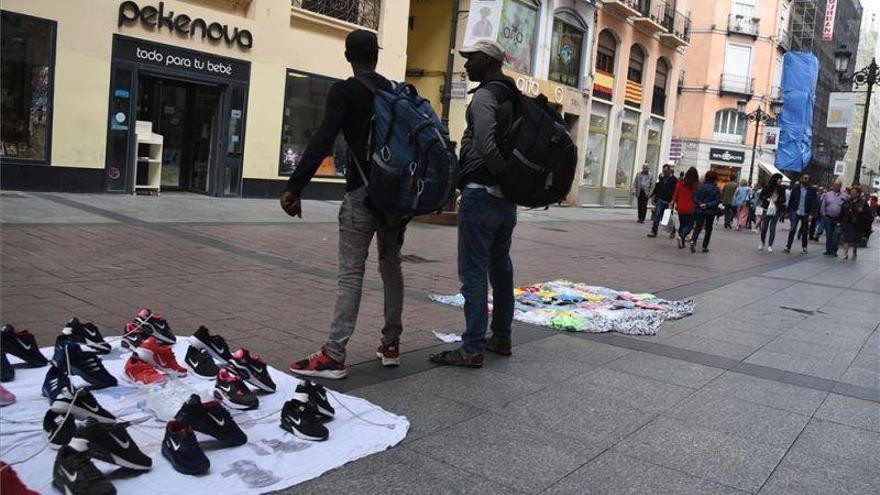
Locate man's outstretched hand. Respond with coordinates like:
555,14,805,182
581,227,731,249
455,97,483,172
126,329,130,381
281,190,302,218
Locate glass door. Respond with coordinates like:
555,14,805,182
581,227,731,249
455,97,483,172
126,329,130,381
221,86,246,196
189,86,220,194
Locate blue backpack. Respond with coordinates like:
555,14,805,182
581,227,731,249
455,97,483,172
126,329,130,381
353,76,458,218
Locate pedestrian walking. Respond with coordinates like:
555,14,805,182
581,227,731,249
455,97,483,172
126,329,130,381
840,186,874,260
783,174,818,254
691,170,721,253
758,173,786,252
870,195,878,220
820,179,846,256
809,186,825,241
632,164,654,224
733,179,752,230
751,181,764,232
814,187,827,240
647,163,677,238
282,30,405,379
671,167,699,249
721,174,739,229
429,40,517,368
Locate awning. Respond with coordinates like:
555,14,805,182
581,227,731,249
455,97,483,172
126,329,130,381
758,160,791,185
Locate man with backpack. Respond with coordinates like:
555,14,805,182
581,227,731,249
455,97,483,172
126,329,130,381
280,30,404,379
429,40,518,368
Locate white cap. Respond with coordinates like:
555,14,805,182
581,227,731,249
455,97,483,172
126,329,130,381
459,39,505,62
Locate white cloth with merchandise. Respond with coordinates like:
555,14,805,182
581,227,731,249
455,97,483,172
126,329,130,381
0,339,409,494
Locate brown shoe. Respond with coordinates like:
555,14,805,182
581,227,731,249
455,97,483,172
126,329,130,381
429,347,483,368
485,335,512,356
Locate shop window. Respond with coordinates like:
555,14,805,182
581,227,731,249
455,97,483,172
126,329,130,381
0,11,55,164
279,70,348,177
713,109,747,144
497,0,540,75
616,110,640,189
645,117,663,179
548,11,586,88
593,30,617,101
652,58,669,116
583,102,610,187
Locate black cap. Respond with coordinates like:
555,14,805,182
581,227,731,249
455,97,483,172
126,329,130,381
345,30,380,58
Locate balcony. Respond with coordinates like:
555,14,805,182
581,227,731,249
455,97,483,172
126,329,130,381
728,13,760,37
660,8,691,47
633,0,668,35
292,0,380,30
720,74,755,96
770,85,783,103
713,132,746,145
601,0,641,19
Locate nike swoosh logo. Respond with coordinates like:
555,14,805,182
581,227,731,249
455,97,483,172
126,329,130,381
217,384,232,392
207,412,226,426
60,465,78,482
82,401,101,413
83,326,98,337
109,432,130,449
286,415,302,426
186,357,200,368
209,343,227,355
169,438,181,451
252,365,266,374
16,338,32,350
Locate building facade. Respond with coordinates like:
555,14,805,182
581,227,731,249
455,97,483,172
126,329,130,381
674,0,794,185
0,0,408,198
582,0,690,206
841,7,879,189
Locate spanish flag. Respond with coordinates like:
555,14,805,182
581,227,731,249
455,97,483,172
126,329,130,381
593,70,614,96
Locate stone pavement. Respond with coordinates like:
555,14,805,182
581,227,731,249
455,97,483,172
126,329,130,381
1,191,878,494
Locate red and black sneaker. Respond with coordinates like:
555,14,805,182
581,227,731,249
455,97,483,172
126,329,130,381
375,344,400,367
213,367,258,410
289,348,348,380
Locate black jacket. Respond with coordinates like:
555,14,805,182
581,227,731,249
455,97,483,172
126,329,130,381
759,184,787,214
786,184,819,215
652,175,678,202
458,75,516,187
285,72,393,196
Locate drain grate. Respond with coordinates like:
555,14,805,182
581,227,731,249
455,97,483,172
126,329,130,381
401,254,438,264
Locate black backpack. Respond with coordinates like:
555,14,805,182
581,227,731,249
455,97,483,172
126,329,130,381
485,81,578,207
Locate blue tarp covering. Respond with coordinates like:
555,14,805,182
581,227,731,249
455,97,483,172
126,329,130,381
775,52,819,173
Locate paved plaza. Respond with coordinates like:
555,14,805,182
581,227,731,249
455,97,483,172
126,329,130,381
1,191,878,494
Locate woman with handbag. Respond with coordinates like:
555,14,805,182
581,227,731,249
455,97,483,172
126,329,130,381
839,186,873,260
758,174,786,252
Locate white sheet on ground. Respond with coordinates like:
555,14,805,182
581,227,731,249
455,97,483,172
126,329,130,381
0,338,408,494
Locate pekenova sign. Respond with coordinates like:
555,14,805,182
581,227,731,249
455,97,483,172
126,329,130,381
118,1,253,49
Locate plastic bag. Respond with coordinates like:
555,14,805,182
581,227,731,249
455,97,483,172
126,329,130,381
660,209,672,226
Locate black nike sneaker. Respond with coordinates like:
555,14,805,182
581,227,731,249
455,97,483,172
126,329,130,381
213,367,258,410
0,324,49,367
230,348,276,393
280,394,328,441
43,409,76,449
162,420,210,475
51,387,116,423
72,418,152,471
63,318,111,354
52,336,117,389
135,308,175,344
1,352,13,382
53,442,117,495
175,394,247,447
296,379,334,419
42,364,72,402
184,345,219,379
120,320,149,351
191,326,232,363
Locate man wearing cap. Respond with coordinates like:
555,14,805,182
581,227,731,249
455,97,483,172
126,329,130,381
282,30,405,379
430,40,518,368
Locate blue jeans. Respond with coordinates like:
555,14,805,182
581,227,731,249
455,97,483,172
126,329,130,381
815,215,826,237
824,217,840,254
651,199,670,234
678,213,695,241
786,213,809,250
458,188,517,354
761,213,779,246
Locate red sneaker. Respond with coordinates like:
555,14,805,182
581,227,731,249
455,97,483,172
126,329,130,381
376,344,400,367
289,348,348,379
0,461,39,495
123,354,166,385
135,336,187,376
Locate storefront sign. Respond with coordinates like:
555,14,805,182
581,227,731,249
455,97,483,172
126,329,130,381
118,1,253,49
763,126,780,150
834,160,846,175
450,82,468,100
503,69,565,104
823,0,837,41
827,91,856,128
113,36,250,83
463,0,503,47
669,139,683,161
709,147,745,164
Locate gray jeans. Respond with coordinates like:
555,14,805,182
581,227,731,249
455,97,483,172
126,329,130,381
325,187,405,362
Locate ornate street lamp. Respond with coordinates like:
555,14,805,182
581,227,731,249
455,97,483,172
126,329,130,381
738,98,783,185
839,56,879,185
